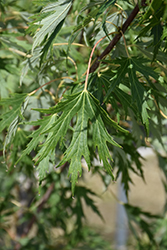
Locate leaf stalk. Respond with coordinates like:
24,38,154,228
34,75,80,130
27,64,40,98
84,32,116,91
28,76,73,96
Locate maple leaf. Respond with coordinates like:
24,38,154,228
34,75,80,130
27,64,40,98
104,56,158,132
18,90,127,195
56,90,126,194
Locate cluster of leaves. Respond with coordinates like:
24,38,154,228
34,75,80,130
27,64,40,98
0,0,167,249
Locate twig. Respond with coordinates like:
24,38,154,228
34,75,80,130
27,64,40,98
84,32,116,91
53,42,90,49
154,98,167,119
89,3,144,73
29,76,73,96
120,30,130,58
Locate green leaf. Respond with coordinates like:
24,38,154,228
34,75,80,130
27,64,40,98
95,0,116,22
21,90,127,195
40,18,65,64
7,128,30,170
140,0,163,23
50,91,126,194
125,203,159,243
162,26,167,40
32,0,72,52
37,153,53,183
17,115,57,163
128,59,145,111
71,8,99,39
130,57,159,89
158,154,167,179
136,44,167,65
104,57,130,101
102,56,161,137
3,96,29,151
74,186,104,222
104,57,158,131
114,87,135,115
80,1,104,13
20,47,42,85
0,93,28,133
101,12,111,41
138,1,164,53
151,23,163,61
141,98,150,134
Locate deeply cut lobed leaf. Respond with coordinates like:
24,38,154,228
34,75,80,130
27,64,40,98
18,90,127,195
104,56,158,132
32,0,72,52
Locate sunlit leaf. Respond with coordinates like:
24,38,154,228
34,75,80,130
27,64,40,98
32,0,72,52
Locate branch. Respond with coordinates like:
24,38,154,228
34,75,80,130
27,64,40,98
89,2,146,73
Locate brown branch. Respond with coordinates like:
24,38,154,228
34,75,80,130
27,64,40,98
89,2,146,73
60,161,69,173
